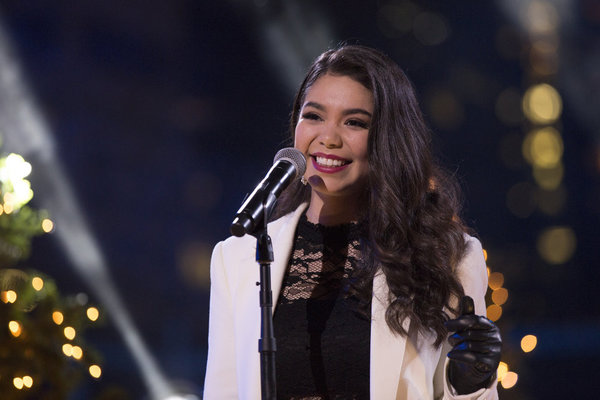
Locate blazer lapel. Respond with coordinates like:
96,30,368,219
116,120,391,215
370,270,410,399
233,204,309,399
270,203,308,313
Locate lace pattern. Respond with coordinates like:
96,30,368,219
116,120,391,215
274,214,370,399
279,214,362,303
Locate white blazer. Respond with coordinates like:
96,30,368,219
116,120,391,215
204,204,498,399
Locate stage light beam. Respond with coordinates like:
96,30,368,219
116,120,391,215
0,12,195,400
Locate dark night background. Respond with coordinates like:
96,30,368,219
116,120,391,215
1,0,599,398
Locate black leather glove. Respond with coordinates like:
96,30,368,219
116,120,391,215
444,296,502,395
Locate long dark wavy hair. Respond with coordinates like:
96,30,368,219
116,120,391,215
272,44,468,346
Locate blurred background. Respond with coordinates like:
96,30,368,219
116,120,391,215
0,0,598,398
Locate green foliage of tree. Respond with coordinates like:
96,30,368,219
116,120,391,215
0,149,103,398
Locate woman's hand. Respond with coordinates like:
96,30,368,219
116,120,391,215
444,296,502,395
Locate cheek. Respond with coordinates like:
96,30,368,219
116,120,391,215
350,135,369,162
293,124,310,152
358,143,369,161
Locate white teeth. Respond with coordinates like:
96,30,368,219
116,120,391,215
316,156,346,167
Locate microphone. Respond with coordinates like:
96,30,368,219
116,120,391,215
230,147,306,237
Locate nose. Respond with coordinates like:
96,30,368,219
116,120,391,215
318,124,342,149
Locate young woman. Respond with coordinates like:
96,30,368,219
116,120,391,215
204,45,501,399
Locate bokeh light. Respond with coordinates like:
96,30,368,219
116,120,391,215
52,311,64,325
31,276,44,291
526,1,558,35
501,371,519,389
89,365,102,379
531,32,559,54
428,90,464,130
177,242,212,289
0,153,34,208
529,45,559,75
22,376,33,388
13,377,23,390
487,304,502,321
72,345,83,360
42,218,54,233
2,290,17,303
492,288,509,305
2,153,31,178
488,272,504,290
413,12,449,46
537,186,566,215
75,292,88,305
521,334,538,352
3,200,14,214
376,1,418,38
537,226,577,264
522,84,562,124
497,362,509,381
87,306,99,321
9,320,22,337
64,326,76,340
62,343,73,357
506,181,537,218
533,163,563,190
522,127,563,168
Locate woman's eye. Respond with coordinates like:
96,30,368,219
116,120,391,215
302,112,321,121
346,119,369,129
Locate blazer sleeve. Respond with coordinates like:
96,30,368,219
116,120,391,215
203,241,239,399
434,236,499,400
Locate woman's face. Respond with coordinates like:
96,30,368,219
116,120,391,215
294,73,373,201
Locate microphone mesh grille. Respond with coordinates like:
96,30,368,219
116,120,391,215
273,147,307,178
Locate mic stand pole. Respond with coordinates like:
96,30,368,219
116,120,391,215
254,194,277,400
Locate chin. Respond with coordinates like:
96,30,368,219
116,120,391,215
310,183,363,199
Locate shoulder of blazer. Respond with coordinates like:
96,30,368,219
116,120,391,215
218,203,309,261
457,234,488,316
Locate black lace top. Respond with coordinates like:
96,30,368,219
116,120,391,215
273,214,371,400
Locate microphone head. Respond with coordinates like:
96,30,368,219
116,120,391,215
273,147,306,179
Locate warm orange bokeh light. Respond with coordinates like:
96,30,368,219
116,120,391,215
32,277,44,291
52,311,64,325
488,272,504,290
501,371,518,389
9,320,22,337
64,326,76,340
486,304,502,322
492,288,509,305
521,334,538,353
89,365,102,378
87,307,99,322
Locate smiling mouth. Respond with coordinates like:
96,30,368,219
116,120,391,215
314,156,351,167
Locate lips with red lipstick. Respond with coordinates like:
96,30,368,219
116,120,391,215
310,152,351,173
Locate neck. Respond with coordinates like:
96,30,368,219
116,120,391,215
305,191,360,226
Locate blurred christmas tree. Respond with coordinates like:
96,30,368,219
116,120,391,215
0,147,103,398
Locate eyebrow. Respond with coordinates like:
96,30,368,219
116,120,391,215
303,101,372,118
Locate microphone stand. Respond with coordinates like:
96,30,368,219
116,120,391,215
252,193,277,400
